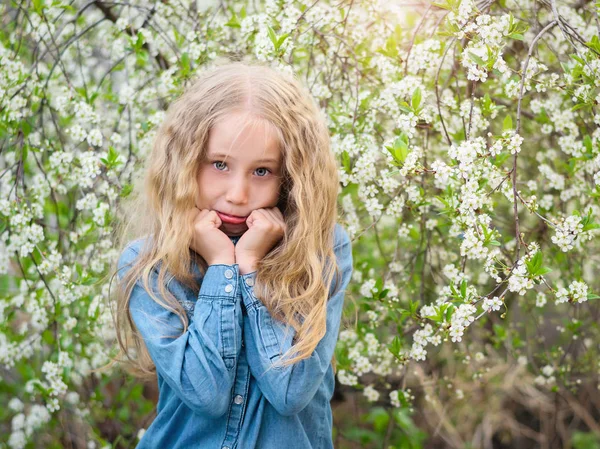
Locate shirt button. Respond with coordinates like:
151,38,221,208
224,269,233,279
234,394,244,404
224,284,233,293
245,277,254,287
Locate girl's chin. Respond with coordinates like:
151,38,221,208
220,223,248,236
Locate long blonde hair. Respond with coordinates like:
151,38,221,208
110,59,343,380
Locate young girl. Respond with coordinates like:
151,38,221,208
113,60,353,449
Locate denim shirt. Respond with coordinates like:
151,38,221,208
116,223,353,449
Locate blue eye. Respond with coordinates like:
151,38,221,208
255,167,271,177
213,161,227,171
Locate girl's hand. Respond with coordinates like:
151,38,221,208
190,208,235,266
235,207,286,274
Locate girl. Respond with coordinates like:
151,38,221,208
113,60,353,449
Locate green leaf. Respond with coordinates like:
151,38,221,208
224,12,241,28
480,93,494,116
101,145,120,168
432,1,452,10
342,427,380,444
409,299,420,316
531,251,542,272
378,33,399,59
486,45,495,69
32,0,44,13
584,35,600,54
450,282,458,298
572,431,600,449
571,103,589,112
134,31,144,51
409,226,420,240
119,184,133,198
493,323,506,339
366,407,390,433
117,407,130,421
424,313,441,323
81,276,100,286
387,335,403,358
42,329,55,344
570,54,585,64
460,279,467,298
583,135,593,153
276,33,290,49
385,35,398,58
503,114,513,131
385,134,410,166
398,103,412,114
267,26,278,48
493,152,511,166
411,87,422,111
374,277,383,296
21,119,32,137
583,223,600,231
136,49,149,67
341,150,351,174
445,304,455,321
177,52,191,78
469,52,486,66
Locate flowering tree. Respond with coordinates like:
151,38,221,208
1,0,599,447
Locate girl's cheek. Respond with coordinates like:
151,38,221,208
264,180,282,203
200,167,221,184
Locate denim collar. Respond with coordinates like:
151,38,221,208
229,235,241,246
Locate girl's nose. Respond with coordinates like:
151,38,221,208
225,177,249,204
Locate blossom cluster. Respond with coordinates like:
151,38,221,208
555,280,589,305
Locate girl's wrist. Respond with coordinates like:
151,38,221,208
237,258,258,275
206,252,236,266
207,258,236,266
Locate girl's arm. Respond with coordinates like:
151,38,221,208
240,227,353,416
117,246,243,418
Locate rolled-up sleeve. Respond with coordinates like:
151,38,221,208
117,247,243,418
240,226,353,416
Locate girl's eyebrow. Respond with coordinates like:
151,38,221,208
208,152,280,164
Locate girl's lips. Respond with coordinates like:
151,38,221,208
216,211,248,225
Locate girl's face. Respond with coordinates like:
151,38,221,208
196,110,284,237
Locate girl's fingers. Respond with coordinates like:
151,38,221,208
193,208,221,228
262,208,277,223
247,209,264,227
263,208,285,233
262,207,281,224
270,207,285,231
264,209,283,231
246,208,285,234
272,207,284,222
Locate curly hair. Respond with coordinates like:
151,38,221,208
110,59,342,380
